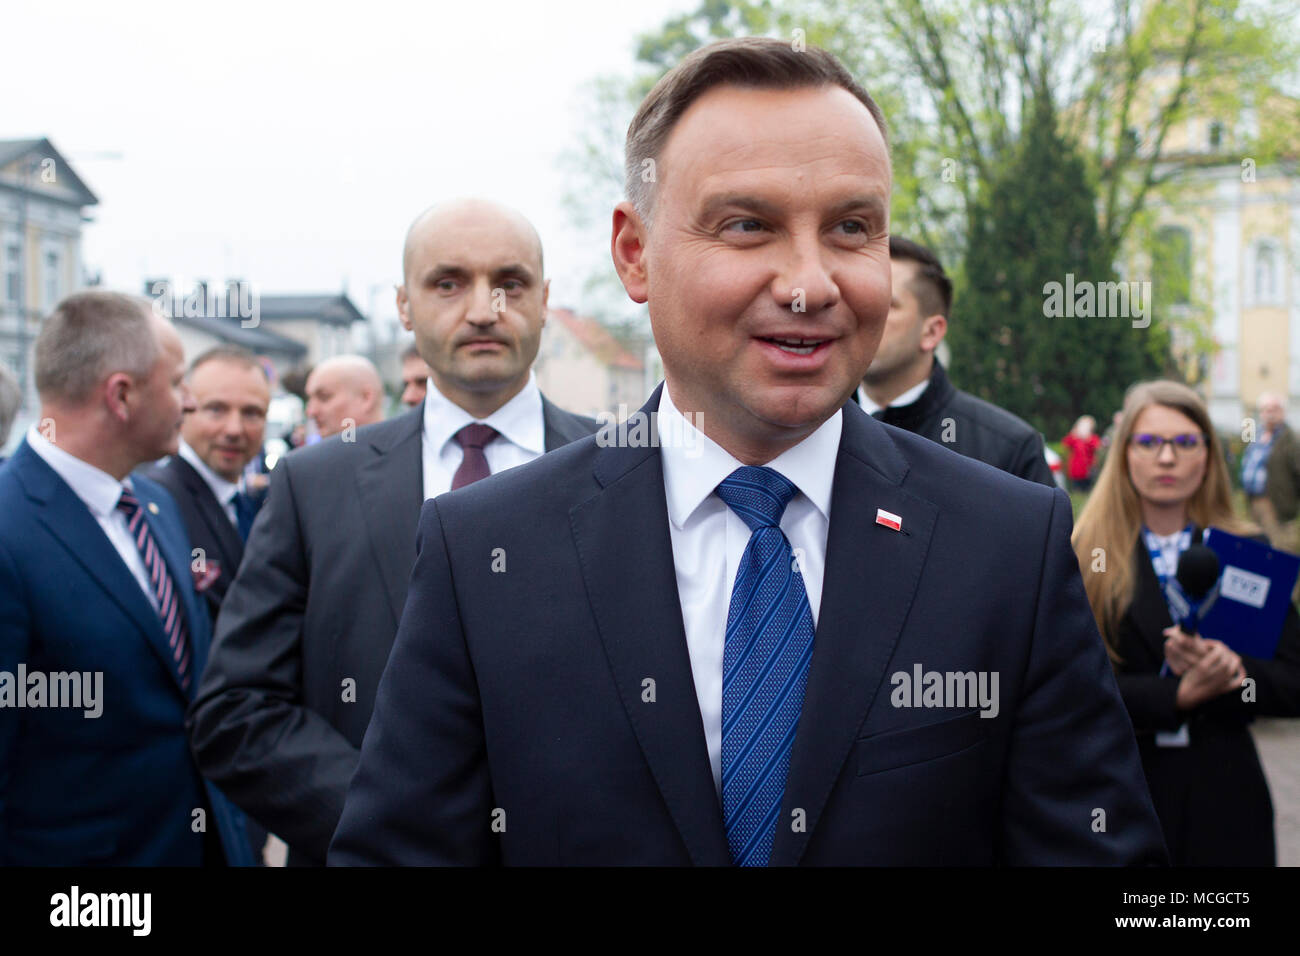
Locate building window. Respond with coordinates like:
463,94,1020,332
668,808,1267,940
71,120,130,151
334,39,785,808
43,248,61,309
1252,240,1282,307
3,243,19,308
1208,121,1223,151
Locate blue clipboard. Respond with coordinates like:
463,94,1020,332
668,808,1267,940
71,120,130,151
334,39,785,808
1200,527,1300,659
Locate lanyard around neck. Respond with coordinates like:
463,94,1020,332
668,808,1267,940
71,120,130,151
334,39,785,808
1142,523,1195,591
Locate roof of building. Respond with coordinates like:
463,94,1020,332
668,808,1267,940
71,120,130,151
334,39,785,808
0,137,99,207
0,140,43,166
173,314,309,359
548,307,644,370
258,294,366,327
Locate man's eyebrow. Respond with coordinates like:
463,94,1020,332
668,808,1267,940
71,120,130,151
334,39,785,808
698,194,785,221
826,195,888,222
698,193,889,223
420,263,536,283
491,263,536,283
422,264,469,282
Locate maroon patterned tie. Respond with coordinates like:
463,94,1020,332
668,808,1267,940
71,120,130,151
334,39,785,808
117,489,192,691
451,423,499,490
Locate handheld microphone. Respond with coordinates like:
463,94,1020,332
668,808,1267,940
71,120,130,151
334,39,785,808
1165,543,1221,636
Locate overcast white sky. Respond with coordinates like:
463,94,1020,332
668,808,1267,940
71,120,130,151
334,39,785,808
5,0,693,334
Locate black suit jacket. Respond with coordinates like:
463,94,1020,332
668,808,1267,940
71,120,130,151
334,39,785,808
330,387,1166,865
187,396,598,865
1111,528,1300,864
856,360,1055,487
146,455,245,614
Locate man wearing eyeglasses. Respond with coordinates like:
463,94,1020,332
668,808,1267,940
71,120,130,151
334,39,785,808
147,346,271,615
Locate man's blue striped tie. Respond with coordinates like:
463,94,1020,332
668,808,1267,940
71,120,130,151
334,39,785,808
715,466,815,866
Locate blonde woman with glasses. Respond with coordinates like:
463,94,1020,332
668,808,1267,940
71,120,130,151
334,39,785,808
1072,380,1300,865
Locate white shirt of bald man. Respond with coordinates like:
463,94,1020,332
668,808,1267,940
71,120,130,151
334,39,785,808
420,372,546,501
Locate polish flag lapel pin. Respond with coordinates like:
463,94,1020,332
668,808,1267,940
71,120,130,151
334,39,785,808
875,508,902,532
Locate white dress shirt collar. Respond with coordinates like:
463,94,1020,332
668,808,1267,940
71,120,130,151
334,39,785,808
177,438,240,507
423,372,545,460
26,424,132,518
658,384,841,531
856,376,930,415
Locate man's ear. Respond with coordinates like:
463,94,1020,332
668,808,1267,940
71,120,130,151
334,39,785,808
610,201,649,304
396,283,413,332
540,278,550,326
103,372,133,424
920,314,948,353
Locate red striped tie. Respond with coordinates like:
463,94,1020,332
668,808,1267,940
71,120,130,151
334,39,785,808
117,489,192,691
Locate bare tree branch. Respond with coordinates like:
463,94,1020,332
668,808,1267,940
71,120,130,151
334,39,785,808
1108,0,1207,251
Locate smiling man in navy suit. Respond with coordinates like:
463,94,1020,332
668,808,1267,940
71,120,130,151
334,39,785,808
0,290,251,865
330,38,1166,866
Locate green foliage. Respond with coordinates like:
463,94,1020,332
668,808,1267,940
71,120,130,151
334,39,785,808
635,0,780,75
560,0,1298,351
952,104,1168,439
599,0,1297,251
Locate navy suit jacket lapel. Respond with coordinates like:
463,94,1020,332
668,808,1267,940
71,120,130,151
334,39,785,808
568,385,731,865
570,393,940,866
770,404,938,865
13,443,193,699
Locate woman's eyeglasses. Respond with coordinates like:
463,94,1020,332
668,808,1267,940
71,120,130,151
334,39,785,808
1129,433,1207,455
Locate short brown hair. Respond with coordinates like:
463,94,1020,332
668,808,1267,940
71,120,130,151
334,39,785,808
188,345,268,381
34,290,158,403
624,37,889,226
890,236,953,319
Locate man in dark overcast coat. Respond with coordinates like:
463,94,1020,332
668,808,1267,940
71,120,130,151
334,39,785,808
189,200,598,865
